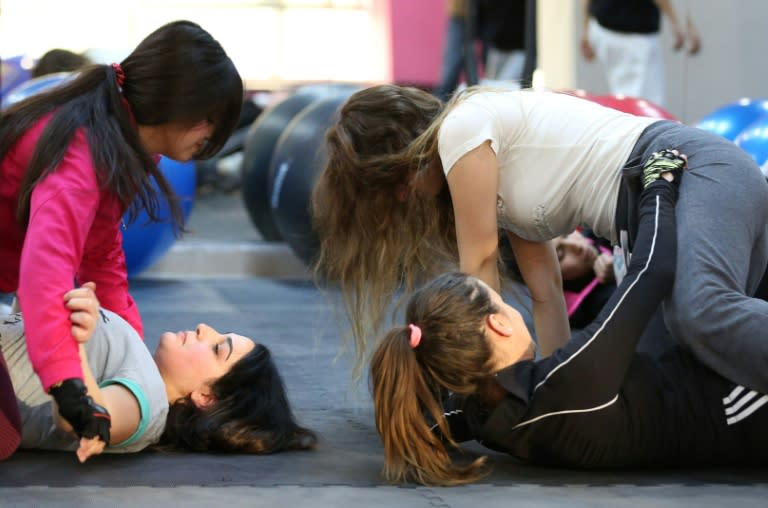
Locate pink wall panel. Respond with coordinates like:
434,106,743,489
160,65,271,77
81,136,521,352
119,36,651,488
388,0,446,86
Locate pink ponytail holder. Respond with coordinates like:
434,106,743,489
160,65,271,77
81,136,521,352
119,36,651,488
111,63,125,87
408,324,422,349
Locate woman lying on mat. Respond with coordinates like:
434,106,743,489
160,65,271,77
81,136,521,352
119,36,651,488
0,21,244,449
370,159,768,485
0,284,316,462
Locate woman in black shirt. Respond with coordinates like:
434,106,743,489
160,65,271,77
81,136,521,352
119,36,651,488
370,151,768,485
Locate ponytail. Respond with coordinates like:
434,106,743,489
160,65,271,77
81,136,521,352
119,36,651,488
370,328,488,486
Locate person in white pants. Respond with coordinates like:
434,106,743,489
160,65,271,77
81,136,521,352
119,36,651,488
580,0,700,107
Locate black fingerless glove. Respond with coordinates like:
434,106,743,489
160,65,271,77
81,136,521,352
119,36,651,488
49,378,111,444
642,149,686,189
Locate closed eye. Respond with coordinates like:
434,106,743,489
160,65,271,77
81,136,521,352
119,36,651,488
214,336,234,361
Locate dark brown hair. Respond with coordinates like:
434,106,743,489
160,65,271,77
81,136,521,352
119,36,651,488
0,20,243,232
31,49,91,78
311,85,459,378
161,343,317,454
370,272,498,485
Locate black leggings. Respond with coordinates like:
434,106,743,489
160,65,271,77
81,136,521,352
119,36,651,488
523,180,679,412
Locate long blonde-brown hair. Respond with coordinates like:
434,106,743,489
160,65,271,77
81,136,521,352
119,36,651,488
311,84,475,377
370,272,498,485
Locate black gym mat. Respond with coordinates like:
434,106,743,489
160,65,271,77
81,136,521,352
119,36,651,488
1,279,766,488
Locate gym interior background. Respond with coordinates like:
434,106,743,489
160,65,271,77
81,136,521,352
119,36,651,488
2,0,768,276
2,0,766,124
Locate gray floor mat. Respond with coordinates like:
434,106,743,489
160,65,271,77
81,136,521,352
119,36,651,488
1,278,766,490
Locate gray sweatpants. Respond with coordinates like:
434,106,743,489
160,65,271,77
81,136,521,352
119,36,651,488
621,120,768,393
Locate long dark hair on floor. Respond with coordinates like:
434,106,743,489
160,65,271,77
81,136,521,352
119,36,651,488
160,344,317,454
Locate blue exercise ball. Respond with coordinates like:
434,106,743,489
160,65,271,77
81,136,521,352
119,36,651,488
0,55,34,104
696,98,768,141
734,114,768,177
1,72,74,110
122,157,197,277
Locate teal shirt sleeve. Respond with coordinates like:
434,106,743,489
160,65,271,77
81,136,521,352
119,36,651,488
99,377,153,449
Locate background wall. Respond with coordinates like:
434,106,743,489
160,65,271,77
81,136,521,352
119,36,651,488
393,0,768,124
0,0,391,87
569,0,768,123
388,0,445,86
1,0,766,123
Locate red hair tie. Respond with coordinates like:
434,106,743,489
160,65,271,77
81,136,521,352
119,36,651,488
111,63,125,87
408,324,422,349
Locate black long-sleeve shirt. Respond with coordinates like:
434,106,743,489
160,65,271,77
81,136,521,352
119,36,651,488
444,181,768,468
589,0,660,34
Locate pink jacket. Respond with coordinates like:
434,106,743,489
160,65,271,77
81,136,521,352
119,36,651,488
0,114,143,391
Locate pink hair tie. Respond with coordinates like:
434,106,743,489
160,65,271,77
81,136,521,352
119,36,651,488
111,63,125,87
408,324,422,349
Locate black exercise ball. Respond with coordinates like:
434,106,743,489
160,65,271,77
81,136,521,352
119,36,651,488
240,83,361,241
268,90,358,265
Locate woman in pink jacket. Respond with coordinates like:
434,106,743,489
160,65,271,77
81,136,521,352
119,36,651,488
0,19,243,457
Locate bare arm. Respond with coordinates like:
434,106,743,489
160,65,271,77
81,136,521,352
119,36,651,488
505,232,570,357
686,15,701,55
654,0,685,50
445,142,569,352
446,141,502,293
53,283,141,462
58,347,140,462
580,0,595,61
